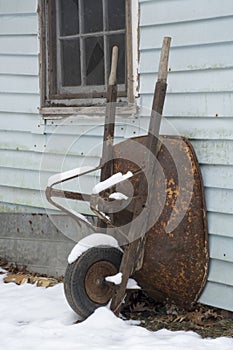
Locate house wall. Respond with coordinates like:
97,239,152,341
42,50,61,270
139,0,233,311
0,0,44,212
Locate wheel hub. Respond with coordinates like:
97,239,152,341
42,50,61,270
85,261,117,304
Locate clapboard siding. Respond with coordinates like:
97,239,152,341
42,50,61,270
0,14,38,35
139,0,233,311
45,120,132,137
140,0,233,25
200,282,233,312
0,186,90,215
0,148,99,173
44,133,104,157
140,16,233,49
0,75,39,94
0,93,40,114
208,259,233,287
0,113,41,132
141,68,233,93
0,168,42,191
0,55,38,76
209,235,233,263
141,92,233,117
0,149,41,170
201,165,233,189
0,130,44,151
0,36,39,55
190,140,233,165
0,186,44,209
140,42,233,73
0,149,92,171
154,117,233,140
208,212,233,238
0,167,98,193
0,0,41,214
0,202,47,214
205,188,233,215
0,0,37,14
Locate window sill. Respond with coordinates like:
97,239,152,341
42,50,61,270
40,103,137,120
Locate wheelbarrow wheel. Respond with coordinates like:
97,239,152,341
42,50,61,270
64,245,123,319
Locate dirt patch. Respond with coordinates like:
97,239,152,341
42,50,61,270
122,291,233,339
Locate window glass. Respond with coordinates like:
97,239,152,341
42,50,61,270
85,36,105,86
59,0,79,36
61,39,81,86
83,0,103,33
46,0,128,101
107,0,125,31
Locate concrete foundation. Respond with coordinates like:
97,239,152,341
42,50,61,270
0,213,95,277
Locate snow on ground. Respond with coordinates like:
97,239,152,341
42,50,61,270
0,269,233,350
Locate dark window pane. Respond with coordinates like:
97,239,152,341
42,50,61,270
108,34,125,84
59,0,79,36
85,37,104,85
61,39,81,86
107,0,125,31
83,0,103,33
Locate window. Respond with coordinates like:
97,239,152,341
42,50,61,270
40,0,134,108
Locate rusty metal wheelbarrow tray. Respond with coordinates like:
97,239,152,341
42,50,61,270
111,134,209,310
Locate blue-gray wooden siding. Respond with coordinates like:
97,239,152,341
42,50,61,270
139,0,233,312
0,0,44,212
0,0,140,215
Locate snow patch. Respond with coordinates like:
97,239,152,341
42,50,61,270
0,275,233,350
92,171,133,194
47,166,95,186
105,274,141,290
105,272,123,285
109,192,129,200
99,211,111,222
68,233,121,264
126,278,141,290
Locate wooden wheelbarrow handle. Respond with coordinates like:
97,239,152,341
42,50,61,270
98,46,119,228
100,45,118,182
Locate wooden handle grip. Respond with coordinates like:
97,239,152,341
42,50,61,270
108,46,119,85
158,37,171,82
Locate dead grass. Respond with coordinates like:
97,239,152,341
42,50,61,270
0,257,63,287
122,291,233,339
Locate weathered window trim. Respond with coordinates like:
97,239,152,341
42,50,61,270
39,0,137,117
41,104,137,120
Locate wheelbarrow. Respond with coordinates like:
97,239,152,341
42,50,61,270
46,38,209,319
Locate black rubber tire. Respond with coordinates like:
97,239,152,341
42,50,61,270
64,245,122,319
